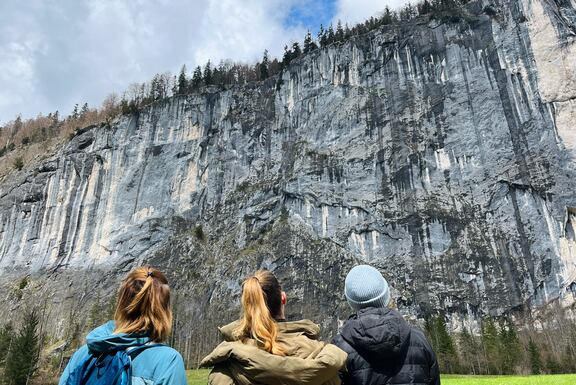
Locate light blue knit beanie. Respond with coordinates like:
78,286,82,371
345,265,390,311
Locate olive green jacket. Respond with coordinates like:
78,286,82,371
200,320,347,385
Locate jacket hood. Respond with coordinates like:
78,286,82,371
86,321,151,354
340,307,411,364
219,319,321,341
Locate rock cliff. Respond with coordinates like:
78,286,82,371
1,0,575,363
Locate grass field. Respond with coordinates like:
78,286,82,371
187,370,576,385
187,369,210,385
442,374,576,385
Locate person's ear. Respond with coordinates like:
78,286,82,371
281,291,287,305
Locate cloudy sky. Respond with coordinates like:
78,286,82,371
0,0,410,124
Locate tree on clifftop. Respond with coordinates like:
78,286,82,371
178,64,188,94
203,60,213,85
259,50,269,80
303,30,318,54
191,66,202,89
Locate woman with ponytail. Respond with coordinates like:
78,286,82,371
59,266,187,385
201,270,347,385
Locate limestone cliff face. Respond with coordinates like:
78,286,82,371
1,0,576,362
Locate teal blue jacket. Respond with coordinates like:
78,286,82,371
58,321,187,385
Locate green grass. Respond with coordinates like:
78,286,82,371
187,370,576,385
187,369,210,385
442,374,576,385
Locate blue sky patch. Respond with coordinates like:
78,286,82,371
284,0,337,34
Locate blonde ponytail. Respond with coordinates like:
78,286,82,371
234,271,285,355
114,266,172,342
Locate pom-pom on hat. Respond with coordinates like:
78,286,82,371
345,265,390,311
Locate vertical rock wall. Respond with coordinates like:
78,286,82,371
0,0,575,362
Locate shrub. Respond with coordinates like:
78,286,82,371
193,225,205,241
12,156,24,171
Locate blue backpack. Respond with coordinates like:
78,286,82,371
64,345,154,385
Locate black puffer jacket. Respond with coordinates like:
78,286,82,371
332,307,440,385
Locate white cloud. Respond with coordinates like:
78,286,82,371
0,0,397,124
0,0,306,124
332,0,411,25
193,0,305,65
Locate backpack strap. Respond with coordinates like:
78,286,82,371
126,342,164,361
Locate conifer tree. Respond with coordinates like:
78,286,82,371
344,24,351,39
419,0,433,14
381,7,395,24
303,31,317,53
481,317,502,374
327,25,335,43
318,25,327,47
528,338,542,374
499,320,522,374
458,327,481,374
259,50,269,80
434,316,459,373
178,64,188,94
282,45,292,67
203,60,213,85
291,42,302,58
192,66,203,89
80,103,89,117
71,104,79,120
0,323,13,365
335,20,345,41
4,309,40,385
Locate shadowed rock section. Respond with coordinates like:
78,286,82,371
0,0,575,364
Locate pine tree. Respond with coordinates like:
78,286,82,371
419,0,433,14
203,60,213,85
192,66,202,89
335,20,345,41
528,338,542,374
0,323,13,365
291,42,302,58
499,320,522,374
259,50,269,80
481,317,502,374
303,30,317,53
281,45,292,68
178,64,188,94
71,104,79,120
327,25,335,44
80,103,89,117
344,24,351,39
434,316,459,373
4,309,40,385
458,327,481,374
381,7,395,24
318,24,327,47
